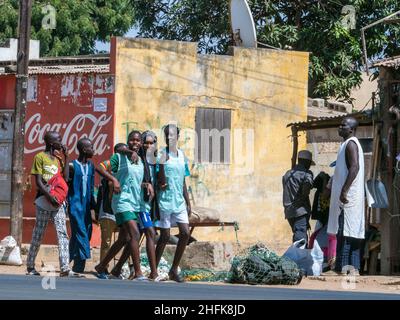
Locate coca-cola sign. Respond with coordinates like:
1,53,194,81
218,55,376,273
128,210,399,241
25,113,112,155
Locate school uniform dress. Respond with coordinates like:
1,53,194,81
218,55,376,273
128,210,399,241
111,153,144,225
328,137,365,272
155,148,190,228
68,160,95,273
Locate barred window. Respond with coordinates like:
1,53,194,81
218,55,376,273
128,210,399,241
195,107,231,163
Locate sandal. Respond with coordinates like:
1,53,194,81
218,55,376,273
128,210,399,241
60,270,86,278
132,275,149,282
150,275,165,282
327,257,336,270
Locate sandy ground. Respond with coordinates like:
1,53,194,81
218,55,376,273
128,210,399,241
1,261,400,295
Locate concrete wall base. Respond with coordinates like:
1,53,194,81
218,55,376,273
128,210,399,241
20,241,237,271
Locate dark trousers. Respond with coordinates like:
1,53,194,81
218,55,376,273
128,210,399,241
335,212,362,272
72,257,86,273
288,215,309,246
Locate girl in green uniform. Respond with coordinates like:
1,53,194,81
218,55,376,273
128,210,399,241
155,124,191,282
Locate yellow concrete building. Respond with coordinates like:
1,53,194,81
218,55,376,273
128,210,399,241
111,37,309,253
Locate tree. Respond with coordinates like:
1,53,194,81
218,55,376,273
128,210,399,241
0,0,135,56
131,0,230,54
131,0,400,102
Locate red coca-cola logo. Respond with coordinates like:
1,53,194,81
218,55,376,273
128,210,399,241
25,113,112,155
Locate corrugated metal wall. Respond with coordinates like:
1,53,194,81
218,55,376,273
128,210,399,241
0,110,13,217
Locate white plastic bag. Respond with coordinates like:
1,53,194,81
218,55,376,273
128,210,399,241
310,240,324,276
283,239,323,276
0,236,23,266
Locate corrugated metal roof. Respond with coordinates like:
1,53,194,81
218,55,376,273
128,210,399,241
28,64,109,75
0,54,110,75
287,111,373,130
372,55,400,68
0,54,109,66
308,105,347,119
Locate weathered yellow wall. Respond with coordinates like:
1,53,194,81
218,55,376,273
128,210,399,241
113,38,308,253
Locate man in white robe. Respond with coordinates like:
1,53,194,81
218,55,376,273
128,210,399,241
327,117,365,276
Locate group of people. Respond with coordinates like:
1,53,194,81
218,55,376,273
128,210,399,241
26,124,191,282
283,116,365,275
26,115,365,281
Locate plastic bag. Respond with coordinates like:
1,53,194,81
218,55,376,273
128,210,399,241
310,240,324,276
283,239,323,276
0,236,23,266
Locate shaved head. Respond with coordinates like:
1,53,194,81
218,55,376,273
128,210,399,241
343,117,359,130
77,138,90,152
77,138,94,158
44,131,60,145
338,116,358,140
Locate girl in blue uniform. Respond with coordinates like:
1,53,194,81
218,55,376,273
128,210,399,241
155,124,191,282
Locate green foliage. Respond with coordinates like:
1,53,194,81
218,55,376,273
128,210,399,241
131,0,230,53
131,0,400,101
0,0,134,56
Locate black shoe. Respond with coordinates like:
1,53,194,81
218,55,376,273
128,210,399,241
26,268,40,276
187,236,197,245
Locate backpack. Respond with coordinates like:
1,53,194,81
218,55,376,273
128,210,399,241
96,178,114,218
47,171,69,206
34,171,68,211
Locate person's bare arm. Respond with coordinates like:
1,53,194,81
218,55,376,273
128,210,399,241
55,146,68,179
95,167,106,178
183,179,191,217
34,174,59,206
96,164,121,194
142,182,155,201
340,141,360,204
119,147,139,163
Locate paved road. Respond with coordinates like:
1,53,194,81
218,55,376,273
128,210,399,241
0,274,399,300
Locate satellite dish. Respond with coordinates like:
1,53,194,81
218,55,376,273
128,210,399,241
230,0,257,48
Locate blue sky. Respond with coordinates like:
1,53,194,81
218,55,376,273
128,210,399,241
95,26,138,52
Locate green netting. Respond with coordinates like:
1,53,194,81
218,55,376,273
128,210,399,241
120,242,301,284
181,269,231,282
227,243,303,285
180,243,302,285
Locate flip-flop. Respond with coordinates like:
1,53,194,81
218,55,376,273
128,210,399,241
132,275,149,282
149,275,165,282
60,270,86,278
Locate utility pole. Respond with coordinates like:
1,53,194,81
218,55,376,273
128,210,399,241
10,0,33,246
